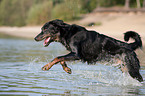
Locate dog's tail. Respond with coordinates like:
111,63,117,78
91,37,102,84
124,31,142,50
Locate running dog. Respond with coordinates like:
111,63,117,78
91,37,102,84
34,19,143,82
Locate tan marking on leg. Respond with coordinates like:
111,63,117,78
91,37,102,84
114,58,128,73
121,64,128,73
112,58,121,66
42,63,54,71
60,61,72,74
42,58,64,71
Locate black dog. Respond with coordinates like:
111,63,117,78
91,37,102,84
34,19,143,82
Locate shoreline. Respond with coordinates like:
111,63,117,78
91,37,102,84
0,26,41,39
0,13,145,42
0,25,145,43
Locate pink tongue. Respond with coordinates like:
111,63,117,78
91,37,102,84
43,37,50,46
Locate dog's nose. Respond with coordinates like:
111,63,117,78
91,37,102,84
34,37,39,41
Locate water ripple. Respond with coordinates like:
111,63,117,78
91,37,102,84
0,38,145,95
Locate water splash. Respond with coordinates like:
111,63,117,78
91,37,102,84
96,70,142,86
28,58,143,87
71,63,143,87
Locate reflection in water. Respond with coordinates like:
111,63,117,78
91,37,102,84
0,38,145,95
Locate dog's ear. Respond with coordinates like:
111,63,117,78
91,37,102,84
51,19,63,25
51,19,69,27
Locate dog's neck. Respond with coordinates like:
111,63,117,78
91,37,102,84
59,24,87,52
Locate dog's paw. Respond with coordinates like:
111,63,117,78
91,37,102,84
64,67,72,74
42,65,50,71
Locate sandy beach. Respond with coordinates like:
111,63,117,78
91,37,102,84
78,12,145,43
0,13,145,43
0,26,41,39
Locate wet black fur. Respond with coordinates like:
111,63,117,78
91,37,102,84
35,19,143,82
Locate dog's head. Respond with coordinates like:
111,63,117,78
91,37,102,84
34,19,66,47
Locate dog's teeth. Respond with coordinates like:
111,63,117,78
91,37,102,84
43,37,51,46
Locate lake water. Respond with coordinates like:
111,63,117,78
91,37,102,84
0,38,145,96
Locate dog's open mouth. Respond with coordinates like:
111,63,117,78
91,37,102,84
43,37,51,47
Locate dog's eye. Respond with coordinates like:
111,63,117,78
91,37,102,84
44,29,47,31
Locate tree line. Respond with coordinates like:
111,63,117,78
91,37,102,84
0,0,145,26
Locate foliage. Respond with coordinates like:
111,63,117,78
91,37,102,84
96,0,124,7
0,0,33,26
0,0,145,26
27,1,53,25
52,0,81,21
80,0,97,13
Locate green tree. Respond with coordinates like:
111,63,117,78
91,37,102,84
125,0,130,9
26,1,53,25
52,0,81,21
0,0,144,26
80,0,97,13
143,0,145,8
0,0,33,26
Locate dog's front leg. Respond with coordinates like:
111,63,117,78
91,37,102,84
60,61,71,74
42,52,80,73
42,57,62,71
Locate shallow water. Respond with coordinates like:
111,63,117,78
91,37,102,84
0,38,145,96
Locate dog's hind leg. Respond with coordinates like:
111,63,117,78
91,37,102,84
128,67,143,82
115,58,128,73
109,48,143,82
125,51,143,82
